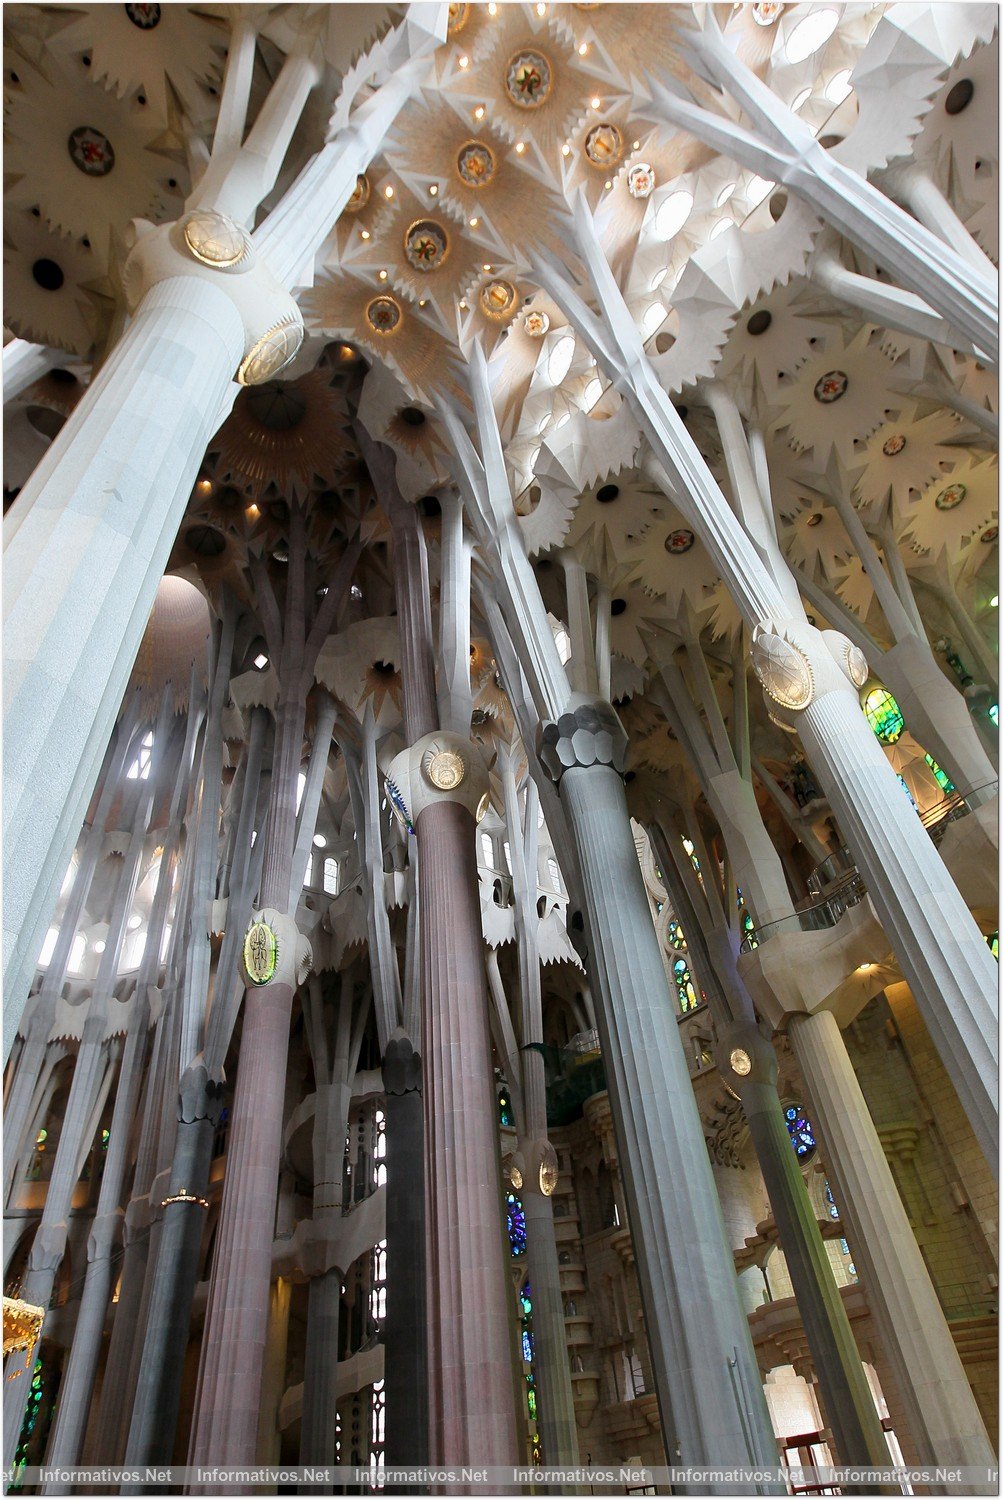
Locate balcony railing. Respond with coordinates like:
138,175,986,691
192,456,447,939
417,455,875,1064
741,779,997,952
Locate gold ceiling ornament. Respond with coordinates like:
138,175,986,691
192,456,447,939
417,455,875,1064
751,629,815,711
627,162,656,199
523,308,550,338
366,294,403,336
344,173,371,213
423,747,467,790
403,219,450,273
538,1142,560,1196
476,790,490,823
182,210,253,270
242,918,279,986
479,279,518,322
447,1,470,34
752,1,784,23
729,1047,753,1077
505,48,553,110
3,1297,44,1358
456,140,497,190
584,122,624,170
237,315,304,386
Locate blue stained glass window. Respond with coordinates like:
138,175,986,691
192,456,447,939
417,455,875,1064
824,1179,840,1220
506,1193,527,1256
498,1090,514,1128
897,774,916,806
990,703,999,728
863,686,905,745
784,1104,817,1164
522,1330,533,1362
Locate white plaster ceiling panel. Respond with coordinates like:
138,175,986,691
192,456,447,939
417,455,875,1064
770,328,898,468
900,453,999,560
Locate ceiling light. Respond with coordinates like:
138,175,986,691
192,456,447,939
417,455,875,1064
632,139,640,150
605,179,612,189
515,141,526,153
313,834,327,848
459,54,469,68
254,652,268,668
474,106,485,120
536,2,547,13
483,263,492,271
991,595,999,608
419,298,427,306
246,504,259,518
361,228,371,239
379,269,388,280
488,2,497,12
459,300,468,310
384,184,394,198
196,478,213,495
590,96,601,110
429,183,439,195
562,143,571,156
578,42,588,55
469,216,479,227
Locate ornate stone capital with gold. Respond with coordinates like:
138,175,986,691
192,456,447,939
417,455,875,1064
751,619,871,728
122,214,304,386
385,731,489,826
239,909,312,992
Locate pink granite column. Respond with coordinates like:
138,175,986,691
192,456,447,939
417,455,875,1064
418,796,520,1465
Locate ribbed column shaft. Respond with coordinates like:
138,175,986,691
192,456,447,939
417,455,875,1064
3,277,245,1046
382,1072,428,1466
523,1188,579,1464
558,764,779,1486
797,685,998,1166
188,980,294,1467
788,1009,995,1479
417,799,519,1465
299,1268,342,1465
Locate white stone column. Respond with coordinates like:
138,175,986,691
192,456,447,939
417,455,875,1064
3,223,299,1049
534,210,999,1168
788,1008,995,1478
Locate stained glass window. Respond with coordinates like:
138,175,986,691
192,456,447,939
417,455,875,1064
990,703,999,728
498,1089,514,1128
506,1192,527,1256
988,931,998,960
897,774,916,806
784,1103,817,1164
923,754,955,794
862,686,904,745
667,919,687,951
672,956,699,1013
824,1179,840,1220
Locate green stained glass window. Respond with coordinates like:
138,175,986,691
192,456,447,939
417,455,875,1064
923,754,955,793
862,686,904,745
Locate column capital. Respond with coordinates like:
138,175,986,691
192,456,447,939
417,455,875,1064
385,731,489,829
178,1056,227,1127
122,213,303,386
537,698,629,784
750,619,869,731
239,910,313,992
382,1029,422,1096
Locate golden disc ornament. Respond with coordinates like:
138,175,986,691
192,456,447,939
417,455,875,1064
584,122,623,170
243,919,279,986
345,174,371,213
404,219,450,273
423,748,466,790
457,141,497,190
505,49,553,109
